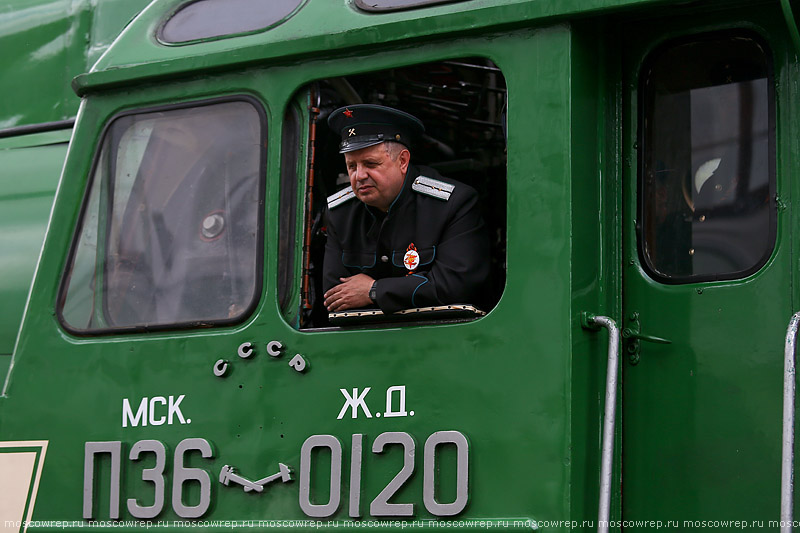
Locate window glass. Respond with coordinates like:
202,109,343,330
60,100,265,332
640,33,774,282
354,0,469,12
160,0,307,43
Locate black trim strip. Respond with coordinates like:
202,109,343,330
353,0,468,13
0,119,75,139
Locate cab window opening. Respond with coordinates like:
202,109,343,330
283,58,507,329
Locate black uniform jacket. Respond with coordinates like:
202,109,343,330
323,165,489,314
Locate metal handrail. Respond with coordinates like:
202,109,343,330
583,314,620,533
781,312,800,532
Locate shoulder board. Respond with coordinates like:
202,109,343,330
327,187,356,209
412,176,454,201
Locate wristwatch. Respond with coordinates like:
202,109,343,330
369,281,377,303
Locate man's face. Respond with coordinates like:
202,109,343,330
344,143,409,212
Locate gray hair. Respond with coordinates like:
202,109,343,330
383,141,408,161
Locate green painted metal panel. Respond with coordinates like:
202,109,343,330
0,0,151,129
620,5,792,529
0,355,10,383
0,25,587,529
0,134,67,355
74,0,680,96
0,0,87,128
1,0,797,531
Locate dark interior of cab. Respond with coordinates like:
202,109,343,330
282,58,507,329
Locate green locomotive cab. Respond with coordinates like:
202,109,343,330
3,0,800,531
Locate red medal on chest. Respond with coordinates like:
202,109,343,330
403,243,420,272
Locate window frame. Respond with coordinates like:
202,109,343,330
636,30,777,285
57,95,268,335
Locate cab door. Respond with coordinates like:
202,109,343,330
621,20,791,526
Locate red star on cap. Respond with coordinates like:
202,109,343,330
343,108,353,118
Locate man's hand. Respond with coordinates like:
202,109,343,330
324,274,375,312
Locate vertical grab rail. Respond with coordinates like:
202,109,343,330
781,312,800,532
582,313,620,533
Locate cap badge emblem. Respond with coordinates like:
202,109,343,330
403,243,419,271
348,128,356,137
343,108,353,118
